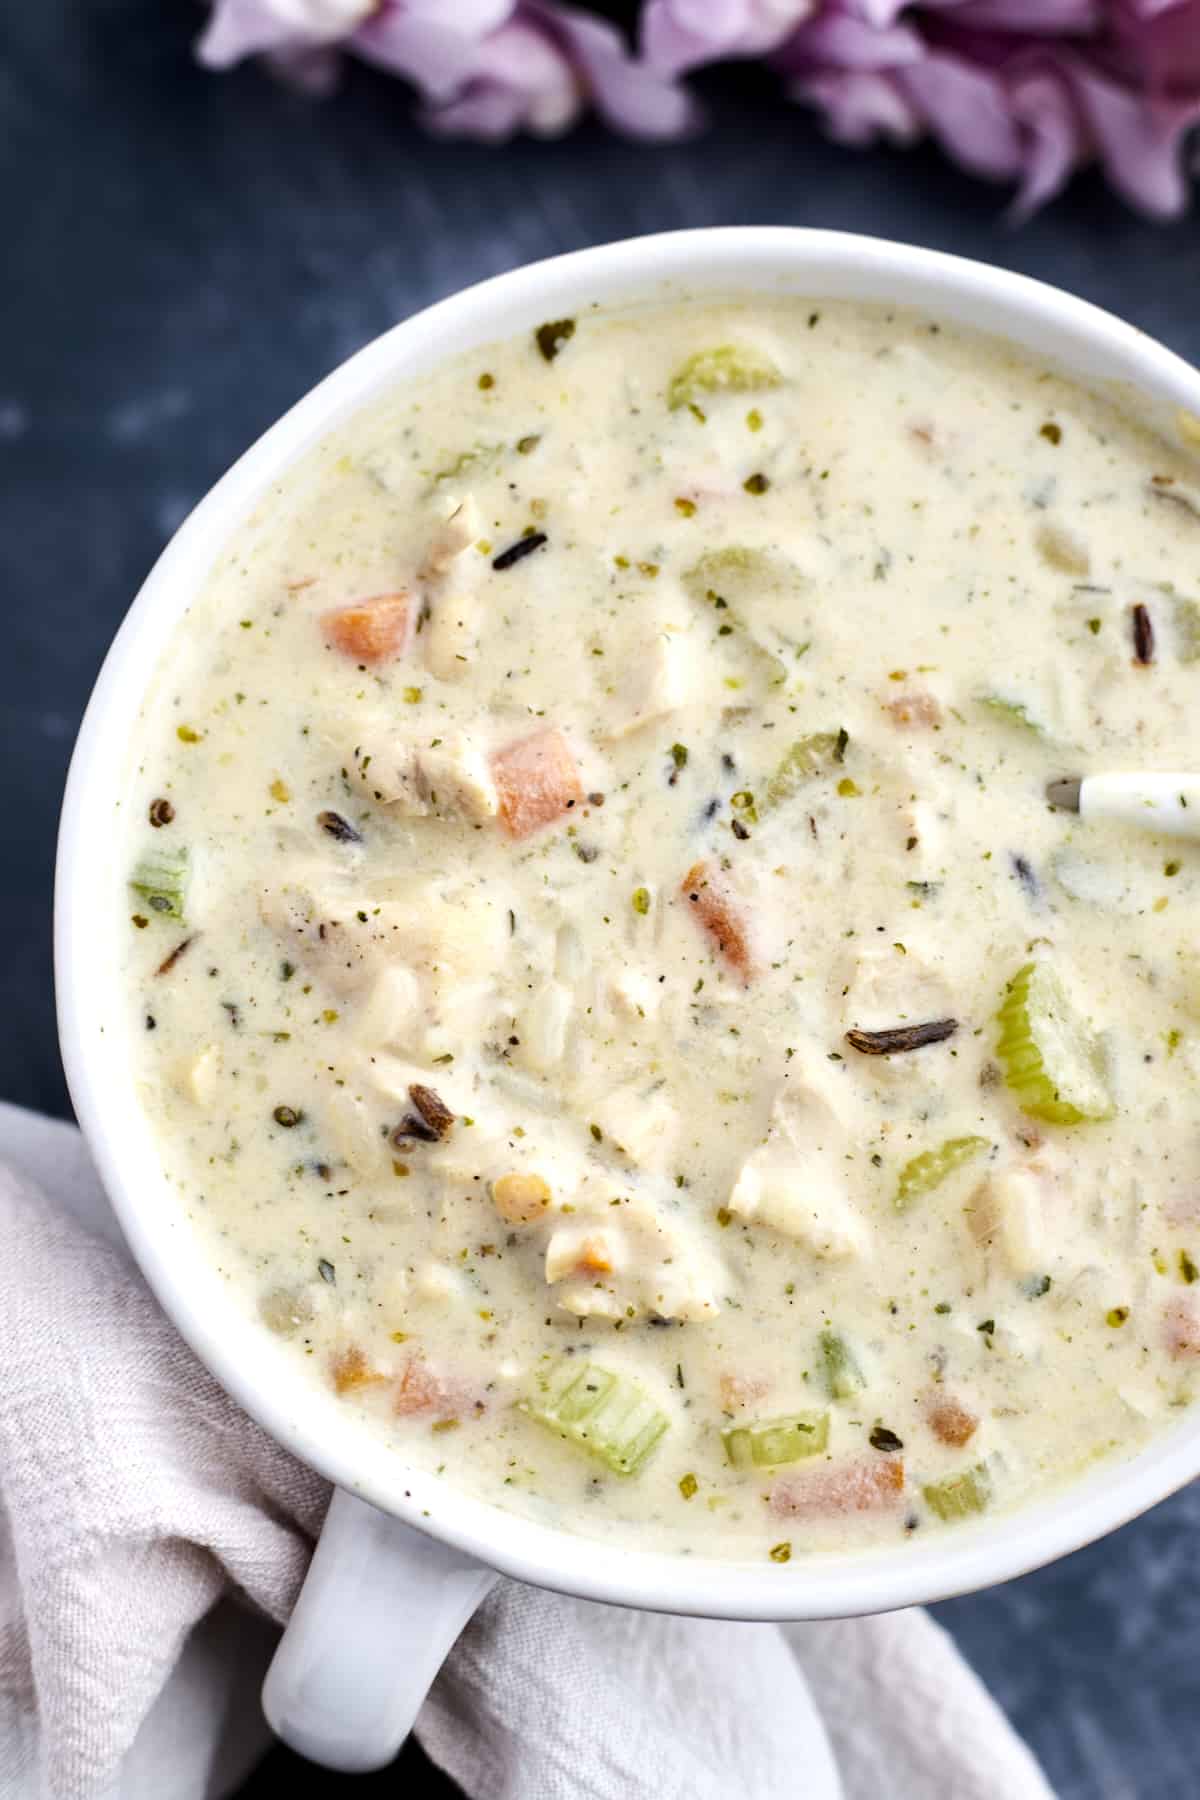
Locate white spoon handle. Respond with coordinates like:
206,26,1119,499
1079,773,1200,839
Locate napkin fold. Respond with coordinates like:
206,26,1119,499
0,1101,1054,1800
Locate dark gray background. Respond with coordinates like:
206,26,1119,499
6,5,1200,1796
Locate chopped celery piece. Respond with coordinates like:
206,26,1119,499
521,1360,668,1476
1172,595,1200,663
819,1329,866,1401
432,442,501,486
923,1462,992,1522
682,548,802,689
896,1136,989,1212
683,546,793,597
996,961,1113,1125
722,1411,829,1470
667,345,782,412
763,733,842,810
976,693,1045,735
130,846,189,923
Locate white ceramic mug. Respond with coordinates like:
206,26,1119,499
56,227,1200,1774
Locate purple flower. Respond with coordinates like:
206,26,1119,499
196,0,1200,218
198,0,695,139
641,1,820,77
771,2,1200,217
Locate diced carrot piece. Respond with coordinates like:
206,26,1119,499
394,1354,449,1416
886,692,941,729
1164,1297,1200,1358
926,1392,979,1448
576,1235,613,1275
330,1346,387,1396
393,1353,482,1421
680,862,756,983
770,1455,905,1519
491,727,583,839
321,593,413,666
720,1373,770,1411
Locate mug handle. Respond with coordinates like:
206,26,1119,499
262,1486,498,1772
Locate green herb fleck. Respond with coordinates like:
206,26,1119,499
535,318,576,362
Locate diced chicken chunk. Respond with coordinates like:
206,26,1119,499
324,1085,389,1180
174,1043,222,1107
967,1165,1045,1275
356,965,423,1057
491,727,583,839
413,1263,465,1306
419,498,479,580
590,1085,679,1172
607,968,660,1020
897,799,946,880
352,730,498,823
544,1195,721,1323
604,627,698,739
514,980,572,1073
729,1157,867,1259
727,1073,867,1259
425,593,482,681
545,1225,622,1285
843,944,954,1035
322,593,414,666
1035,520,1090,576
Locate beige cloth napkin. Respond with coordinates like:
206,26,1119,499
0,1101,1055,1800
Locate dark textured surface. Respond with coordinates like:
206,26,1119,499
6,5,1200,1795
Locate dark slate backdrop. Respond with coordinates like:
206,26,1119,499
7,6,1200,1796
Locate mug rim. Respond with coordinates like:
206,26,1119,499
55,226,1200,1620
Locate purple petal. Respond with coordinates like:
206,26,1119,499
839,0,914,26
421,19,581,140
775,15,923,75
197,0,372,69
546,3,698,136
265,44,345,93
895,50,1022,178
926,0,1102,30
1006,66,1085,219
351,0,513,101
1065,56,1200,214
790,67,923,146
642,0,816,77
1110,0,1200,96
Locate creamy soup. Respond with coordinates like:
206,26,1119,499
121,298,1200,1562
